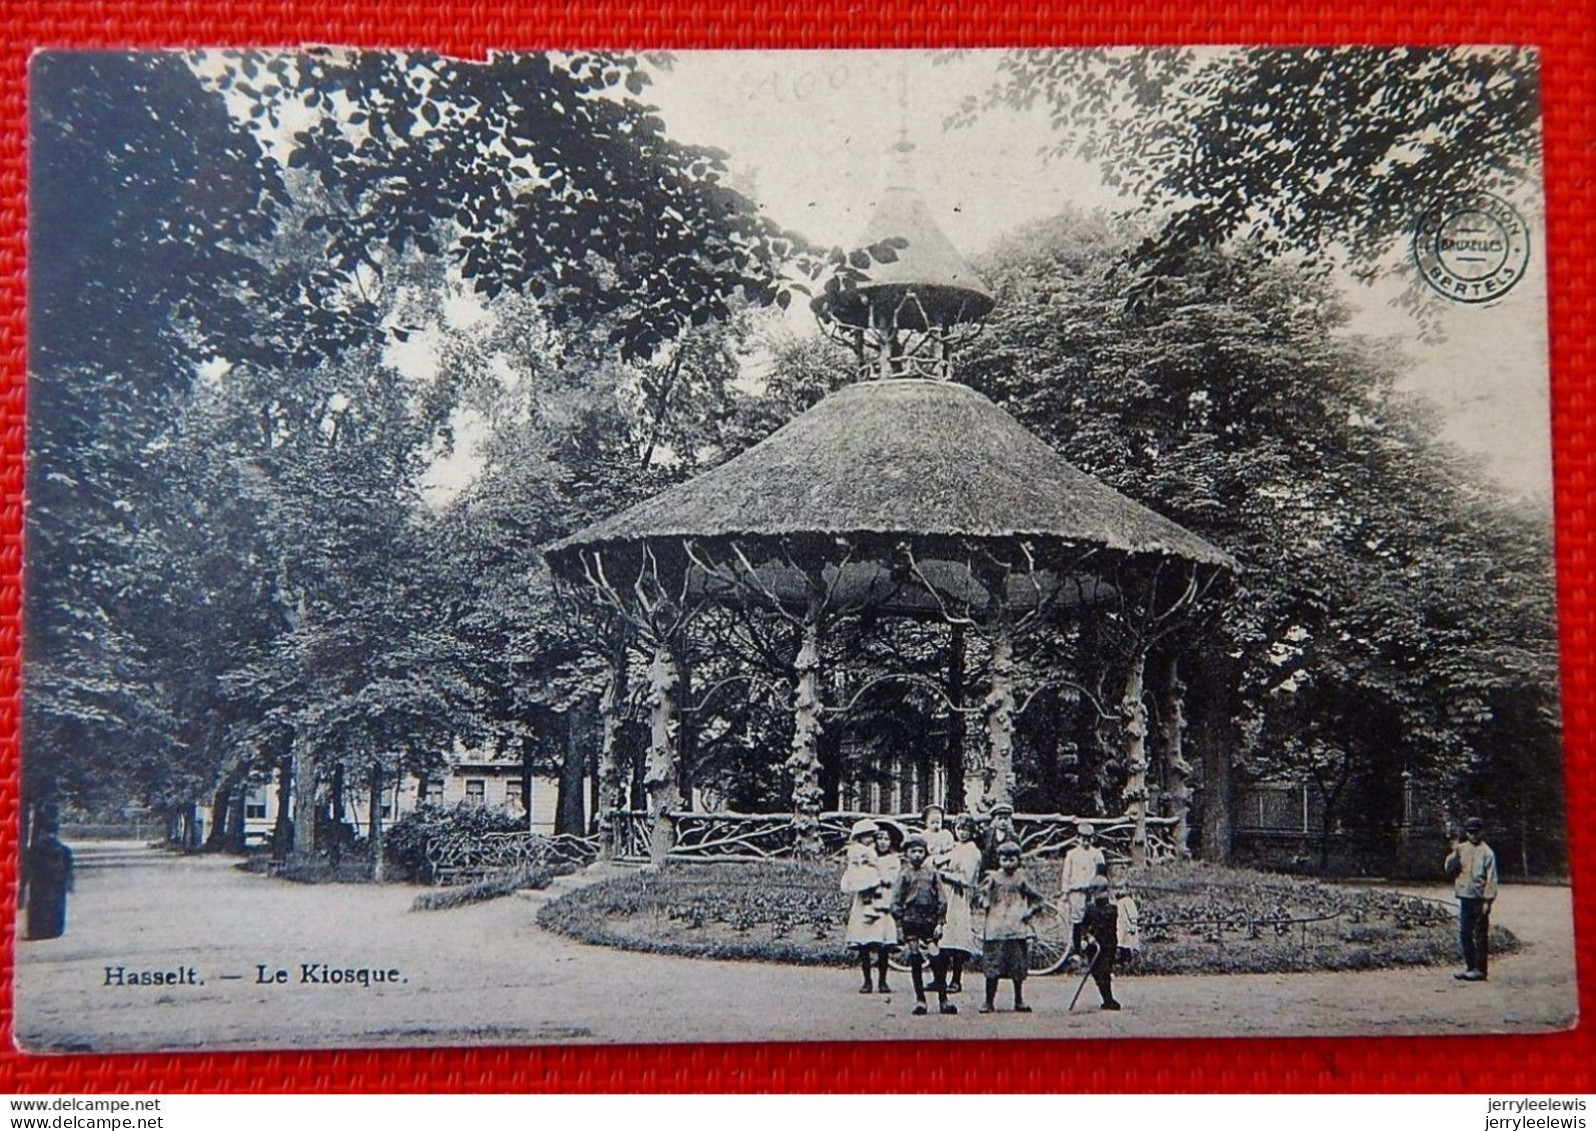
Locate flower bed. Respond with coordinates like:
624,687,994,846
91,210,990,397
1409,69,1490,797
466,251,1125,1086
535,859,1516,975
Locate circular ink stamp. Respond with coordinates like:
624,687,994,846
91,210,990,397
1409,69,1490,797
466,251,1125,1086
1413,191,1531,304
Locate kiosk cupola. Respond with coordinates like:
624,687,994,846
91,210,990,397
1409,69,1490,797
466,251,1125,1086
810,137,994,381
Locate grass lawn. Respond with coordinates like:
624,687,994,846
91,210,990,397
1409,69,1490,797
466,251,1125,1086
536,858,1516,975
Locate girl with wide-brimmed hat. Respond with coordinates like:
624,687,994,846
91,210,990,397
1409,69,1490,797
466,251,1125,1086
841,818,900,992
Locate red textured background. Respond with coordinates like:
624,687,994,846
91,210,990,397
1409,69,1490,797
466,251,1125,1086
0,0,1589,1095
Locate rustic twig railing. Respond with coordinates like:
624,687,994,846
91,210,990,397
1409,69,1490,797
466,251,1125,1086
425,830,601,886
607,810,1179,864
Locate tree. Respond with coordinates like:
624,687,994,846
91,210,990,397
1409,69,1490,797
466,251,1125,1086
957,48,1541,289
24,53,285,829
228,50,801,364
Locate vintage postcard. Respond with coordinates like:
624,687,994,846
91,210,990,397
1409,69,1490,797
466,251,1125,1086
16,47,1572,1052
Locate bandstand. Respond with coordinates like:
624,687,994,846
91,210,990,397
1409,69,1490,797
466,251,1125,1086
546,179,1233,868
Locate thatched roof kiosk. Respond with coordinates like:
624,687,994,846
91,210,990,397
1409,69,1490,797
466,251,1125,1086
548,181,1231,865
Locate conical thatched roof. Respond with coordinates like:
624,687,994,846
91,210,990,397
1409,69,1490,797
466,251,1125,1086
812,186,995,329
547,379,1231,571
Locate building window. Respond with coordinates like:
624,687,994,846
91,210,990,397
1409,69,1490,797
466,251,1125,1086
423,779,445,806
244,790,267,821
380,804,392,820
506,779,526,812
465,779,486,807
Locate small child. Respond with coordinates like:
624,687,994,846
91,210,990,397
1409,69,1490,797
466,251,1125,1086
890,833,956,1016
975,840,1047,1014
922,804,956,863
1115,877,1141,968
1080,875,1122,1010
841,819,897,993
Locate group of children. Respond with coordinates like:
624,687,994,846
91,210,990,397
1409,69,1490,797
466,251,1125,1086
841,803,1137,1016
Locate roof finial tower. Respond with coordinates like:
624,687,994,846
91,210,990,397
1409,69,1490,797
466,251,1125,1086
811,60,994,381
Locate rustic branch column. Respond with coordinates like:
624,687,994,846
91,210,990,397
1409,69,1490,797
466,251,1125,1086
1158,654,1193,859
644,639,682,865
983,624,1017,811
596,632,629,860
1121,645,1150,868
787,582,826,858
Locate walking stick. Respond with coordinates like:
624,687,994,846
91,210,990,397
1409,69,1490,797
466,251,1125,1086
1067,940,1103,1012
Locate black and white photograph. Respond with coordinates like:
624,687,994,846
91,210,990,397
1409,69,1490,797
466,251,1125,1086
16,46,1573,1052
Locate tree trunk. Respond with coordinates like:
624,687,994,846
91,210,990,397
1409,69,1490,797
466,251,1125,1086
368,766,386,884
289,734,318,861
1315,765,1351,874
983,626,1017,810
230,782,248,853
206,774,237,852
597,636,629,859
818,726,842,811
522,735,536,833
946,623,967,812
331,761,347,824
630,732,646,813
1193,660,1238,855
1120,646,1150,868
556,704,591,836
1157,654,1193,859
787,587,826,858
272,754,294,863
645,639,682,865
678,660,696,811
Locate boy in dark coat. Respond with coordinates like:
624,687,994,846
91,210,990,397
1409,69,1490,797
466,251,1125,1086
1079,875,1121,1010
891,834,956,1015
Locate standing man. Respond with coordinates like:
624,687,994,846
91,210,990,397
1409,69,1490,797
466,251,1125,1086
23,815,74,941
1444,816,1498,982
1060,819,1107,958
979,802,1019,875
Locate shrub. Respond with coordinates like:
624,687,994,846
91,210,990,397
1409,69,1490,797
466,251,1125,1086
242,856,376,885
411,864,568,911
383,803,529,883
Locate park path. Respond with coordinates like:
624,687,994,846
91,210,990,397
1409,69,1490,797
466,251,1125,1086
12,844,1579,1052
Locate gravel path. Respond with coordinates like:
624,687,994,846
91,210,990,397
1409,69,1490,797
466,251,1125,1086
12,844,1578,1052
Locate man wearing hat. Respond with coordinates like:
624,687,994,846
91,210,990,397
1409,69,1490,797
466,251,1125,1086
1060,820,1107,959
1444,817,1499,982
979,802,1019,876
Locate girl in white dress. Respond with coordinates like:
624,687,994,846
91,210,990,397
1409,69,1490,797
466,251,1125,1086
937,815,983,993
841,819,900,992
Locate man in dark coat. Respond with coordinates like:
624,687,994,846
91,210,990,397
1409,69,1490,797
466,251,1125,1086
24,827,74,940
979,802,1018,875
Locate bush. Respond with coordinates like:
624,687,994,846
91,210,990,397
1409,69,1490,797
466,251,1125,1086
411,864,569,911
537,859,1517,974
383,803,529,883
236,855,376,884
